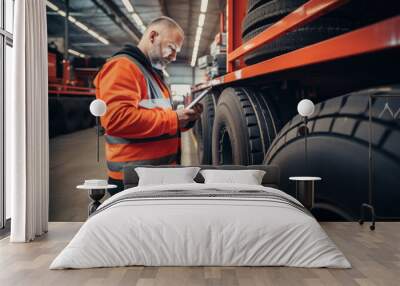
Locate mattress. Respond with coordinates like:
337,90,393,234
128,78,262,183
50,183,351,269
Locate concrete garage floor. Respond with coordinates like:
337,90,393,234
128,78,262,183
49,129,199,222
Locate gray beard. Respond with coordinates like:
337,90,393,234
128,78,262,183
148,46,166,70
150,59,165,70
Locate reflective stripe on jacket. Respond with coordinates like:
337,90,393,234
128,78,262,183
94,54,180,180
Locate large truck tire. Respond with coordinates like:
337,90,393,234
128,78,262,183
196,89,219,164
242,0,307,38
212,87,280,165
242,0,355,65
241,0,400,65
243,19,352,65
264,86,400,219
247,0,274,13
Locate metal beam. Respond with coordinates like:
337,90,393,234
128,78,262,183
91,0,142,42
64,0,69,59
193,16,400,91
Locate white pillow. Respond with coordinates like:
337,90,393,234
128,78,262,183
200,169,266,185
135,167,201,186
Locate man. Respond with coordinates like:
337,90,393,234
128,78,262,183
94,16,203,195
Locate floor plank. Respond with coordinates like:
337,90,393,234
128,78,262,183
1,222,399,286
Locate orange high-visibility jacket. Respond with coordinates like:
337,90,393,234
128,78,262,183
94,53,181,180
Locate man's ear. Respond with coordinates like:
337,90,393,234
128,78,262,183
149,30,159,44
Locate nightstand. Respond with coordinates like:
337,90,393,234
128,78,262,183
77,181,117,216
289,176,322,210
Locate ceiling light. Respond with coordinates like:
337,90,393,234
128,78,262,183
68,16,76,23
198,13,205,27
57,10,66,17
195,32,202,42
196,29,202,39
191,45,199,67
97,36,110,45
191,56,197,67
132,13,144,27
140,25,147,33
46,1,59,11
88,30,100,38
75,20,89,31
200,0,208,13
191,0,208,67
196,27,202,34
68,49,85,58
46,1,109,45
122,0,134,13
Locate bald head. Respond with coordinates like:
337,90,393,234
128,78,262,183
138,16,184,69
145,16,184,37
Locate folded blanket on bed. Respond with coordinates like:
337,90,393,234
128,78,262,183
50,183,351,269
91,188,311,218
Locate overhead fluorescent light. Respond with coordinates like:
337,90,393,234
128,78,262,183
97,36,110,45
121,1,147,33
75,20,89,32
190,0,208,67
88,30,100,38
191,44,200,67
132,13,147,34
140,25,147,33
46,1,109,45
198,13,205,27
46,1,59,11
195,27,202,43
122,0,134,13
132,13,144,27
196,27,202,37
191,52,198,67
200,0,208,13
57,10,66,17
68,49,85,58
68,15,77,23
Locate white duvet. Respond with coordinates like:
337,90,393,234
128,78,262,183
50,183,351,269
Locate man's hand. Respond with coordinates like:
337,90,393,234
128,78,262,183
176,103,203,128
191,102,204,117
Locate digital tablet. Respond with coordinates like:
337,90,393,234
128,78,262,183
186,87,212,109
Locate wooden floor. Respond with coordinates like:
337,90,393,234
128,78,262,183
0,222,399,286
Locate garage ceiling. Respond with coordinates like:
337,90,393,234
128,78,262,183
47,0,225,64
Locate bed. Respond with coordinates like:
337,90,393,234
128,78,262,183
50,165,350,269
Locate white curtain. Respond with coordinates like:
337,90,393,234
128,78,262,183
9,0,49,242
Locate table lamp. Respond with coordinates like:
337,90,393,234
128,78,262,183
297,99,315,172
89,99,107,162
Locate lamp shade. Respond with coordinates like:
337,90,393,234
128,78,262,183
297,99,315,117
89,99,107,117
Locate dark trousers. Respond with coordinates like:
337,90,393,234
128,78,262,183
107,177,125,196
